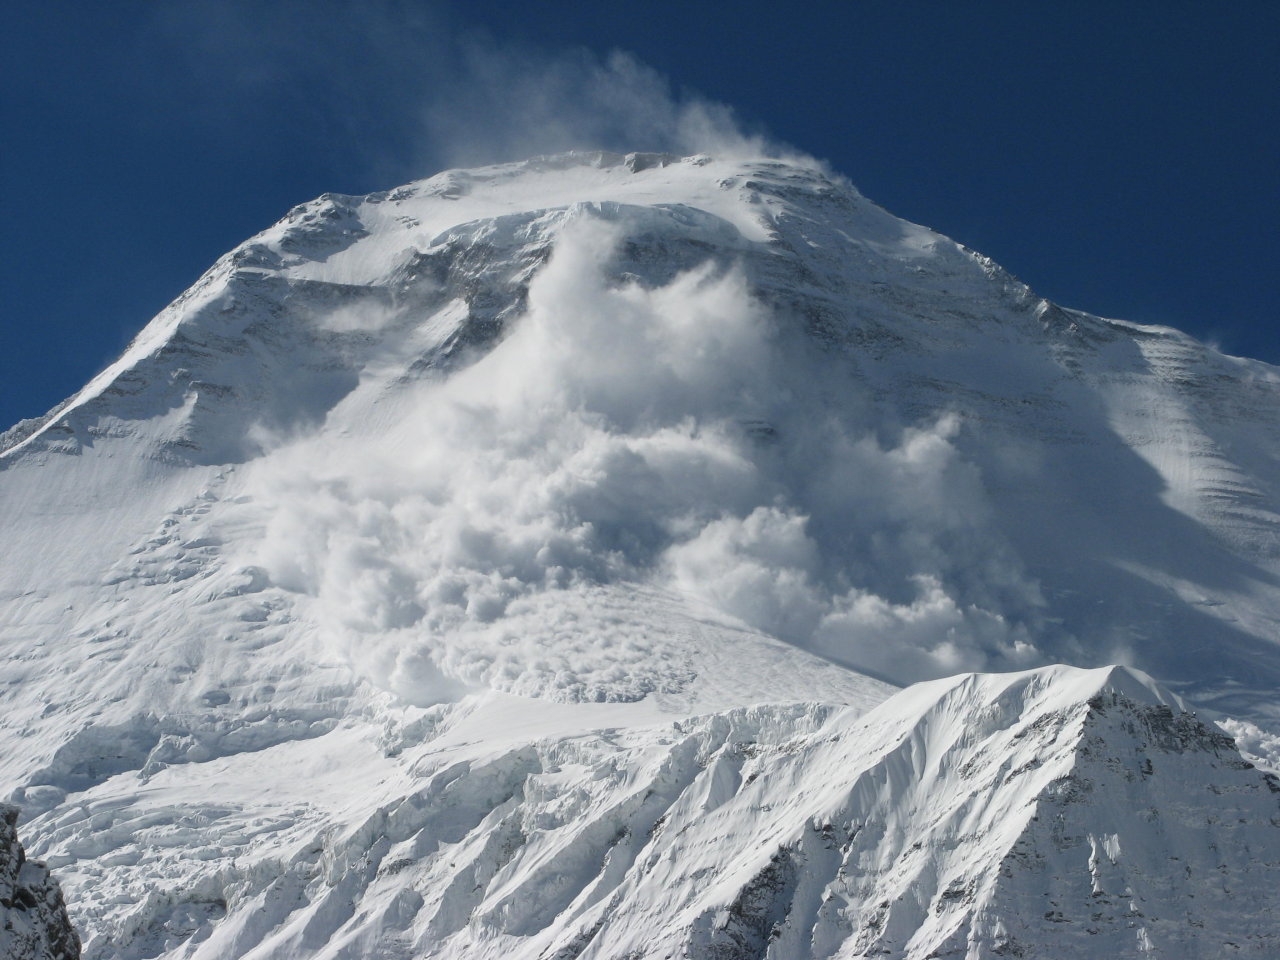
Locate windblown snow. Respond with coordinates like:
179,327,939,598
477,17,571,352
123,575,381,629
3,151,1280,958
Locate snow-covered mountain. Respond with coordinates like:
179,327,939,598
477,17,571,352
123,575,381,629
4,151,1280,958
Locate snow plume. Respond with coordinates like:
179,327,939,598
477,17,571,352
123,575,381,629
153,1,800,185
423,46,781,168
240,210,1047,701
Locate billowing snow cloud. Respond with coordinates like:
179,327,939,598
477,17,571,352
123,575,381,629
423,47,781,168
153,1,800,185
235,210,1051,699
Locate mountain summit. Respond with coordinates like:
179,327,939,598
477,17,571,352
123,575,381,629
4,151,1280,958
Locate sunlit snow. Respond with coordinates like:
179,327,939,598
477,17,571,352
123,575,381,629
4,151,1280,958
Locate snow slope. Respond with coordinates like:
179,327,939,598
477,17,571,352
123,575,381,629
16,666,1280,959
4,151,1280,957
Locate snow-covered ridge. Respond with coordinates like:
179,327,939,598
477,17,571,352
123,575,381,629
4,150,1280,957
26,665,1280,959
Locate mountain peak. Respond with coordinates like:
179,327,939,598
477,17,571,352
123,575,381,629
6,150,1280,957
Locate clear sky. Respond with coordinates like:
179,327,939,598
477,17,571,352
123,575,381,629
3,1,1277,431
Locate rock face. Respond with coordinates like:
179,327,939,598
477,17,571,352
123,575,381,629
982,690,1280,958
0,806,79,960
4,151,1280,958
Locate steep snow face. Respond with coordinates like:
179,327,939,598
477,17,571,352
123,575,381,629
4,150,1280,957
25,665,1280,960
5,151,1280,717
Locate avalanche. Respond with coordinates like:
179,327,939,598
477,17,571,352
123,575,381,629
3,151,1280,958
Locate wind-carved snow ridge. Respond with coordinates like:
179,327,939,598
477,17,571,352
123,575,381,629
23,667,1280,960
5,151,1280,958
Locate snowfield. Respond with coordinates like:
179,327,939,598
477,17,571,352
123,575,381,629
4,151,1280,958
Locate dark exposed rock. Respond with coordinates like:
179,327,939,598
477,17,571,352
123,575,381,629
0,804,79,960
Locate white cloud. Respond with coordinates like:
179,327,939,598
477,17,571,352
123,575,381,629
814,576,1042,681
665,506,826,644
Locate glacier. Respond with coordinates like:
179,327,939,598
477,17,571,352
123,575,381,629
3,150,1280,958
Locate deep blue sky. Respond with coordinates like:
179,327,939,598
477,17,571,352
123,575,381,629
3,1,1278,430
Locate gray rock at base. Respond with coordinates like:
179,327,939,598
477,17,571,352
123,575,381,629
0,805,79,960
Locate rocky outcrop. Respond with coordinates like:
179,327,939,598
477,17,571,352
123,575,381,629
0,805,79,960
